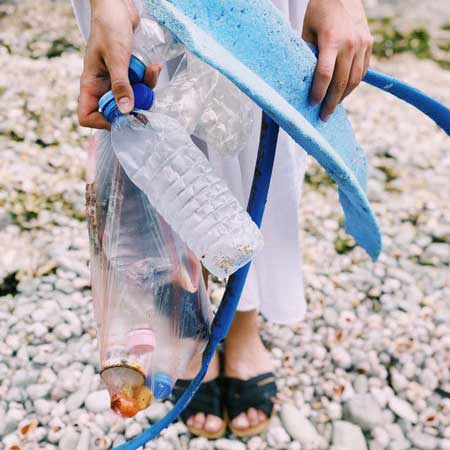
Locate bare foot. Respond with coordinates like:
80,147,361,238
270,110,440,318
224,310,274,431
182,351,224,434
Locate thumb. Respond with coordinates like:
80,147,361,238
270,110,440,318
107,55,134,114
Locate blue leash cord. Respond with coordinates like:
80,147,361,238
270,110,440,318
306,43,450,136
113,113,280,450
364,69,450,136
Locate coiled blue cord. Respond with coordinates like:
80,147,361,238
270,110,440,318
113,113,280,450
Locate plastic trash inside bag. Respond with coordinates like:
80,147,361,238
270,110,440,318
134,16,254,158
86,130,212,418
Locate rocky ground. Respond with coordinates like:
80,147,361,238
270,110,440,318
0,1,449,450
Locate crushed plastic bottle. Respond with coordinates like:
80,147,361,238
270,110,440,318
193,74,255,159
132,17,254,158
86,127,212,416
99,83,263,278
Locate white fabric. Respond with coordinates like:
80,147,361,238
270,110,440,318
71,0,309,324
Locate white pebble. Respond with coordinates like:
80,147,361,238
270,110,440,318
388,397,418,423
84,389,110,413
125,422,143,440
59,426,80,450
27,383,52,400
214,439,246,450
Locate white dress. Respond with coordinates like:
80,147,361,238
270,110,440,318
71,0,309,324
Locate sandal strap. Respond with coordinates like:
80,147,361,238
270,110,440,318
172,378,223,422
223,372,277,421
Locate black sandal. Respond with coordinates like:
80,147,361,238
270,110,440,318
171,378,226,439
223,372,277,437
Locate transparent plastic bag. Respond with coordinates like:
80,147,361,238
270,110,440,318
86,131,212,418
133,16,254,157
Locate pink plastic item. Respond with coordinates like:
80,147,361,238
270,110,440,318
127,329,156,354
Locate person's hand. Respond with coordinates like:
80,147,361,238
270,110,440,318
78,0,162,130
302,0,373,122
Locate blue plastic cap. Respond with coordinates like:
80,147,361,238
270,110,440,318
98,83,155,123
133,83,155,111
129,55,146,84
152,372,174,400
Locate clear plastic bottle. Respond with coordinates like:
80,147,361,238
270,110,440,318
86,126,212,416
193,74,255,159
132,18,254,158
99,83,263,278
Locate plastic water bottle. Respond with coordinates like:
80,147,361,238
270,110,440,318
193,73,255,159
99,83,263,278
86,129,212,416
132,18,254,158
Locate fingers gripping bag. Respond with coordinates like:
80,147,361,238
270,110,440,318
85,131,212,418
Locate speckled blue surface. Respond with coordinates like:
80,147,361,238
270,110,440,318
144,0,382,260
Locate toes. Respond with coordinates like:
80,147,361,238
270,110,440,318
232,412,250,430
247,407,259,427
204,415,224,433
193,412,206,430
257,410,267,423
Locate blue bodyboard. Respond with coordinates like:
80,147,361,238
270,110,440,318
144,0,382,259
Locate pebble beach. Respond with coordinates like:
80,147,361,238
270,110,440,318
0,1,449,449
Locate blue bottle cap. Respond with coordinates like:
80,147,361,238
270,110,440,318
98,83,155,123
129,55,146,84
152,372,174,400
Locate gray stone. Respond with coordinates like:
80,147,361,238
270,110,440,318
390,370,408,393
59,426,80,450
354,375,369,394
267,422,291,448
247,436,267,450
12,368,39,387
125,422,143,440
327,402,343,420
84,389,110,413
424,243,450,264
65,365,94,412
372,427,390,449
55,278,75,294
407,430,438,450
113,435,126,447
368,441,385,450
93,435,113,449
54,323,72,340
145,402,169,423
26,383,52,400
287,442,302,450
2,408,26,435
75,428,90,450
331,346,352,369
344,394,384,430
388,397,418,423
34,399,53,416
332,421,367,450
189,437,214,450
280,404,327,449
388,440,410,450
214,439,246,450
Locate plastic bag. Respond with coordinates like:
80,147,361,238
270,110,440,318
86,131,212,417
134,16,254,158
